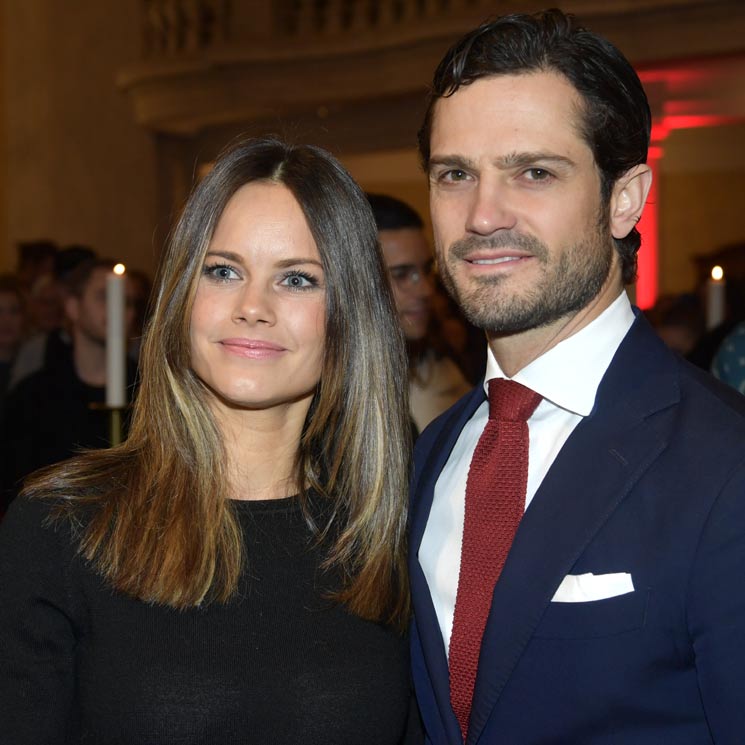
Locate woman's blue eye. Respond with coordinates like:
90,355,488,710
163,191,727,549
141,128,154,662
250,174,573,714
280,271,317,289
203,264,239,281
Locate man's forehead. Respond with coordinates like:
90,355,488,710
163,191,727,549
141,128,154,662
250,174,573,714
429,71,589,157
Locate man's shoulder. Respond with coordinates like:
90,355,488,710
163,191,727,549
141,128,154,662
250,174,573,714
676,354,745,429
617,334,745,461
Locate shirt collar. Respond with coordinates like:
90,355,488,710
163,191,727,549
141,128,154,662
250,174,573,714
484,292,635,417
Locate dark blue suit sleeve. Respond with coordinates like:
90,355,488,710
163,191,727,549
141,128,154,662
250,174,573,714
688,459,745,743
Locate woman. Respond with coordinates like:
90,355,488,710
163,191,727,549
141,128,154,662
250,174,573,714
0,138,418,744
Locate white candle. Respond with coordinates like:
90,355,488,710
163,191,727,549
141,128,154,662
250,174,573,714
106,264,127,408
705,265,726,330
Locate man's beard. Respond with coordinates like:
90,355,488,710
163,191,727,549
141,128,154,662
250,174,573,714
437,219,613,336
79,323,107,348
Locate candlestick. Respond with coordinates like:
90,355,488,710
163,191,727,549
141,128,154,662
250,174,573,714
106,264,127,409
705,265,726,330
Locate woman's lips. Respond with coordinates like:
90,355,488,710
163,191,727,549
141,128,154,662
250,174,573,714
219,338,287,359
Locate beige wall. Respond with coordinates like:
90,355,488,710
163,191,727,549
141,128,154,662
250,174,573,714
1,1,744,296
659,123,745,294
2,0,158,275
343,148,429,228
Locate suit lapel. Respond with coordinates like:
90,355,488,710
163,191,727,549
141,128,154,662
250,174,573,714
466,316,681,744
410,386,485,745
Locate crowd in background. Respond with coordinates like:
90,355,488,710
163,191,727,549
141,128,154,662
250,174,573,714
0,241,151,514
645,272,745,391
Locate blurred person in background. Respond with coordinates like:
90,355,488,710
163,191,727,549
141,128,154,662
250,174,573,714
9,244,96,389
0,275,25,414
711,321,745,394
1,257,137,509
26,273,62,334
14,239,57,294
646,293,705,358
367,193,470,433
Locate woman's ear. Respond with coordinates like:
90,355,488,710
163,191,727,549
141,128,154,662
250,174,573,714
610,164,653,239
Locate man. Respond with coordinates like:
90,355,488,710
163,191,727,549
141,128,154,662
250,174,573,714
0,275,24,413
367,193,470,431
1,258,137,507
9,244,97,388
410,9,745,744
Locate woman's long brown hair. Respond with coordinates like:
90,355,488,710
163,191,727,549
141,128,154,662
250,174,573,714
23,137,411,629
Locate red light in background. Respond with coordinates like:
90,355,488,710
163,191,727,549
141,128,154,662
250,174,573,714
636,152,660,310
635,111,737,309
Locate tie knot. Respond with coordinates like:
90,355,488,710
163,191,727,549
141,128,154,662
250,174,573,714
487,379,542,422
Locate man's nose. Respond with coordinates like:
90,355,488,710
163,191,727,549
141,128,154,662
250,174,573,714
465,179,516,236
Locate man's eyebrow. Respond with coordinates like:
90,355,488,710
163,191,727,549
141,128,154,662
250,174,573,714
495,152,577,169
428,152,576,172
428,155,478,173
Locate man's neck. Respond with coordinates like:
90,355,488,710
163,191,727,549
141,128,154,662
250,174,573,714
488,283,625,378
73,331,107,387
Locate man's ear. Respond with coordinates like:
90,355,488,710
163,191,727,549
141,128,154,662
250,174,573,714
610,164,653,240
64,295,79,325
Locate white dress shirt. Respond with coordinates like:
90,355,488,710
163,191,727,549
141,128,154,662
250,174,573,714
418,292,636,654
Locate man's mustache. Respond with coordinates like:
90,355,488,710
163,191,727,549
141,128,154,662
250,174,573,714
448,232,548,262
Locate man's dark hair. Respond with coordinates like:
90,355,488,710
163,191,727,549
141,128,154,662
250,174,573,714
15,240,57,270
418,8,651,284
54,245,97,281
366,193,424,232
0,273,23,301
62,258,116,299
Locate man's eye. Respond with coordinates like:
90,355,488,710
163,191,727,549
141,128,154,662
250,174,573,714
389,267,410,282
443,169,468,182
525,168,551,181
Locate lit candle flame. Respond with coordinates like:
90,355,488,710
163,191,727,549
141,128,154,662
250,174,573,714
113,263,126,276
711,265,724,282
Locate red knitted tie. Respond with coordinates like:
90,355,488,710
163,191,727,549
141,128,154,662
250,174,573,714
449,378,542,740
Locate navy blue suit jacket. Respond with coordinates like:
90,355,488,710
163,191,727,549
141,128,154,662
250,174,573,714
410,314,745,744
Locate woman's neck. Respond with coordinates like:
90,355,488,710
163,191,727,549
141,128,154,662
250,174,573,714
215,398,312,501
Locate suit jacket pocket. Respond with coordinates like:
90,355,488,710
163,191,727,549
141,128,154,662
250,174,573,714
533,588,649,639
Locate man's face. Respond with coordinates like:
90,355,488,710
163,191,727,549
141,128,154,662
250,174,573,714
67,267,136,346
427,71,621,336
379,227,434,341
0,290,23,351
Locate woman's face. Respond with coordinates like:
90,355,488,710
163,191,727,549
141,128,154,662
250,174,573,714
190,182,326,415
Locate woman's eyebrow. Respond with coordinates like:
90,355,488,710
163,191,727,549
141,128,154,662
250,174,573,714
274,257,324,269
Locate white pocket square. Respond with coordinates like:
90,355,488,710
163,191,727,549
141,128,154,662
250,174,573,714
551,572,634,603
